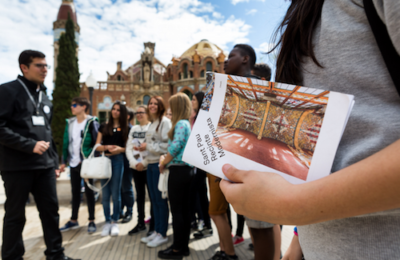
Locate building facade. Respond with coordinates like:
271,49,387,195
79,39,226,123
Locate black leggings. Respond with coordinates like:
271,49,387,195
168,165,194,251
190,168,212,228
132,168,154,230
70,164,95,221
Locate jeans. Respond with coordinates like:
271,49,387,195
147,163,169,237
70,164,95,221
121,156,134,216
101,154,124,223
1,168,64,260
168,165,194,251
132,168,154,229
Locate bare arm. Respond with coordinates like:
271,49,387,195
220,139,400,225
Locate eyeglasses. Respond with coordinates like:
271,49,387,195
71,103,80,108
33,64,50,69
135,112,145,115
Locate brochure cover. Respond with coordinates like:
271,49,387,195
183,73,354,184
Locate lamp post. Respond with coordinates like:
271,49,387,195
85,71,97,115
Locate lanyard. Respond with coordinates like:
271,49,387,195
17,79,42,115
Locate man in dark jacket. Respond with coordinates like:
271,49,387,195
0,50,80,260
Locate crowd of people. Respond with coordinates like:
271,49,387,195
1,1,399,260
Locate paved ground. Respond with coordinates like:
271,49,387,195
0,175,294,260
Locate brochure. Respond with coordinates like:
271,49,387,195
182,73,354,184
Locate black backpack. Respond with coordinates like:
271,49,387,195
364,0,400,96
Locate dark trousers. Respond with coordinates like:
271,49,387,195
1,168,64,260
70,164,95,221
190,168,211,228
236,214,245,237
121,157,134,216
168,165,194,251
132,168,154,230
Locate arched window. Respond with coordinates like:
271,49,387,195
117,75,122,81
183,63,188,79
200,70,205,77
183,89,193,100
206,62,212,72
143,95,150,105
190,71,193,78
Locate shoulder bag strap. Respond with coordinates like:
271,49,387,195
364,0,400,95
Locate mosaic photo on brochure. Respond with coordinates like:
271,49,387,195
200,73,215,111
215,75,330,181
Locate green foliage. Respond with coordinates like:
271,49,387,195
52,14,80,158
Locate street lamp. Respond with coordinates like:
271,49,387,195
85,71,97,115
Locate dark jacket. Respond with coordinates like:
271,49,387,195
0,75,58,171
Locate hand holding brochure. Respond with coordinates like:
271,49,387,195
182,73,354,184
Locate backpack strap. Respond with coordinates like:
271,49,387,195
364,0,400,95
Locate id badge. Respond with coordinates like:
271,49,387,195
32,116,45,126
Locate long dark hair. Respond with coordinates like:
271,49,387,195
103,100,129,144
147,96,166,132
270,0,325,85
193,91,204,120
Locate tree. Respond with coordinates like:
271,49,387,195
52,14,80,158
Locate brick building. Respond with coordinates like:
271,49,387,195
79,39,226,123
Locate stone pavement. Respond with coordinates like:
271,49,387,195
0,174,295,260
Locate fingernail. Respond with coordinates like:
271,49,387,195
222,164,232,172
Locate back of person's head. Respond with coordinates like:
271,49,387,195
168,93,192,140
19,50,46,73
233,44,256,69
147,96,166,132
252,63,272,81
272,0,325,85
71,97,90,113
127,107,135,122
193,91,205,119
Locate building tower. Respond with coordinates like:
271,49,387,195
53,0,80,83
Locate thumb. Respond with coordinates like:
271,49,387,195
222,164,246,183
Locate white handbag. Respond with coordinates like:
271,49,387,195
80,144,112,192
158,169,169,199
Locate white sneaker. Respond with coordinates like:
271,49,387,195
147,234,168,248
110,223,119,237
141,231,157,244
101,223,111,237
197,220,204,231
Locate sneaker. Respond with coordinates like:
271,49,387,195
248,243,254,251
209,251,224,260
145,216,151,224
128,223,147,235
110,223,119,236
232,235,244,247
60,221,79,232
141,231,157,243
88,222,96,234
197,220,204,231
193,228,213,239
225,253,238,260
158,246,185,259
122,214,132,223
101,223,111,237
53,256,82,260
147,233,168,248
146,230,155,237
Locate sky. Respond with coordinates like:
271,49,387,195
0,0,290,96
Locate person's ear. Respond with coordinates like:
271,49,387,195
20,64,29,74
242,55,249,65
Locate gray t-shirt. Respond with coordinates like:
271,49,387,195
297,0,400,259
